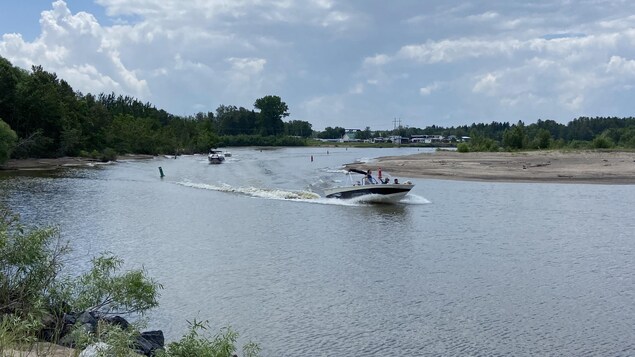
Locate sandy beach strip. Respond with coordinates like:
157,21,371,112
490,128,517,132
346,150,635,184
0,154,156,171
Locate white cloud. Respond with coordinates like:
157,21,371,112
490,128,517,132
560,93,584,110
419,82,440,96
472,73,498,94
467,11,499,22
607,55,635,76
363,54,390,67
226,57,266,74
395,38,522,64
2,0,635,128
349,83,364,94
320,11,350,27
1,1,149,99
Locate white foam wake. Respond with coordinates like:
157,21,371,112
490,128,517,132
399,194,431,205
177,181,321,201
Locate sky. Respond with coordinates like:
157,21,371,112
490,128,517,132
1,1,635,131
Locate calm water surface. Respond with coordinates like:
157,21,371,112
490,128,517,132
1,147,634,356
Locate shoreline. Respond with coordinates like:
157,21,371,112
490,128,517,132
0,154,156,171
3,150,635,184
345,150,635,184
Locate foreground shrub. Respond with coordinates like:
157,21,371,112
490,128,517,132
0,205,160,352
158,319,260,357
0,313,42,355
63,254,162,315
0,205,259,356
70,319,143,356
0,208,69,318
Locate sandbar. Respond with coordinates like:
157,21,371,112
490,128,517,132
346,150,635,184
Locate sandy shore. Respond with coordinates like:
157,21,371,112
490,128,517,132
3,150,635,184
0,154,156,171
346,150,635,184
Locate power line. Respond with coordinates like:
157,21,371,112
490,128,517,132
392,117,402,130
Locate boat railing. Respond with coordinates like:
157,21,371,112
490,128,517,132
346,171,379,186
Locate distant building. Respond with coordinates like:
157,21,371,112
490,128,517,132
410,134,444,143
342,129,362,142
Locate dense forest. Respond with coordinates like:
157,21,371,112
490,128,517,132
0,56,310,162
1,55,635,164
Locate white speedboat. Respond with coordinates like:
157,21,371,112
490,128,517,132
324,169,414,203
208,149,226,164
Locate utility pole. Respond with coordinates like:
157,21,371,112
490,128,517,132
392,117,402,130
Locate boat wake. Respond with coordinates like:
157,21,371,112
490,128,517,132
397,194,430,205
177,181,430,206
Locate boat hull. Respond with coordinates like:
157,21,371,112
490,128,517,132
207,149,226,164
208,155,224,164
324,184,414,202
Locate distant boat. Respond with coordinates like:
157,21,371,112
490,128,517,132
324,168,414,203
224,151,232,157
208,149,225,164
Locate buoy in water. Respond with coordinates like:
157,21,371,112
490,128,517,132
311,155,313,162
158,167,165,178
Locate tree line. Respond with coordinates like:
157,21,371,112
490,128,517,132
2,54,635,164
0,56,312,163
317,117,635,152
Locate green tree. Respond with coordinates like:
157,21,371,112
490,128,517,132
591,134,614,149
617,127,635,148
0,119,17,164
15,66,66,156
356,127,373,141
254,95,289,136
106,114,160,154
532,128,552,149
284,120,313,137
502,121,527,150
317,126,345,139
0,57,25,130
216,106,257,136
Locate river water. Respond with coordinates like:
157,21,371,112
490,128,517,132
1,147,634,356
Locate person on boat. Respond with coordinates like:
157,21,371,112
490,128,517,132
394,178,399,184
382,177,390,184
365,169,378,184
364,170,372,184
